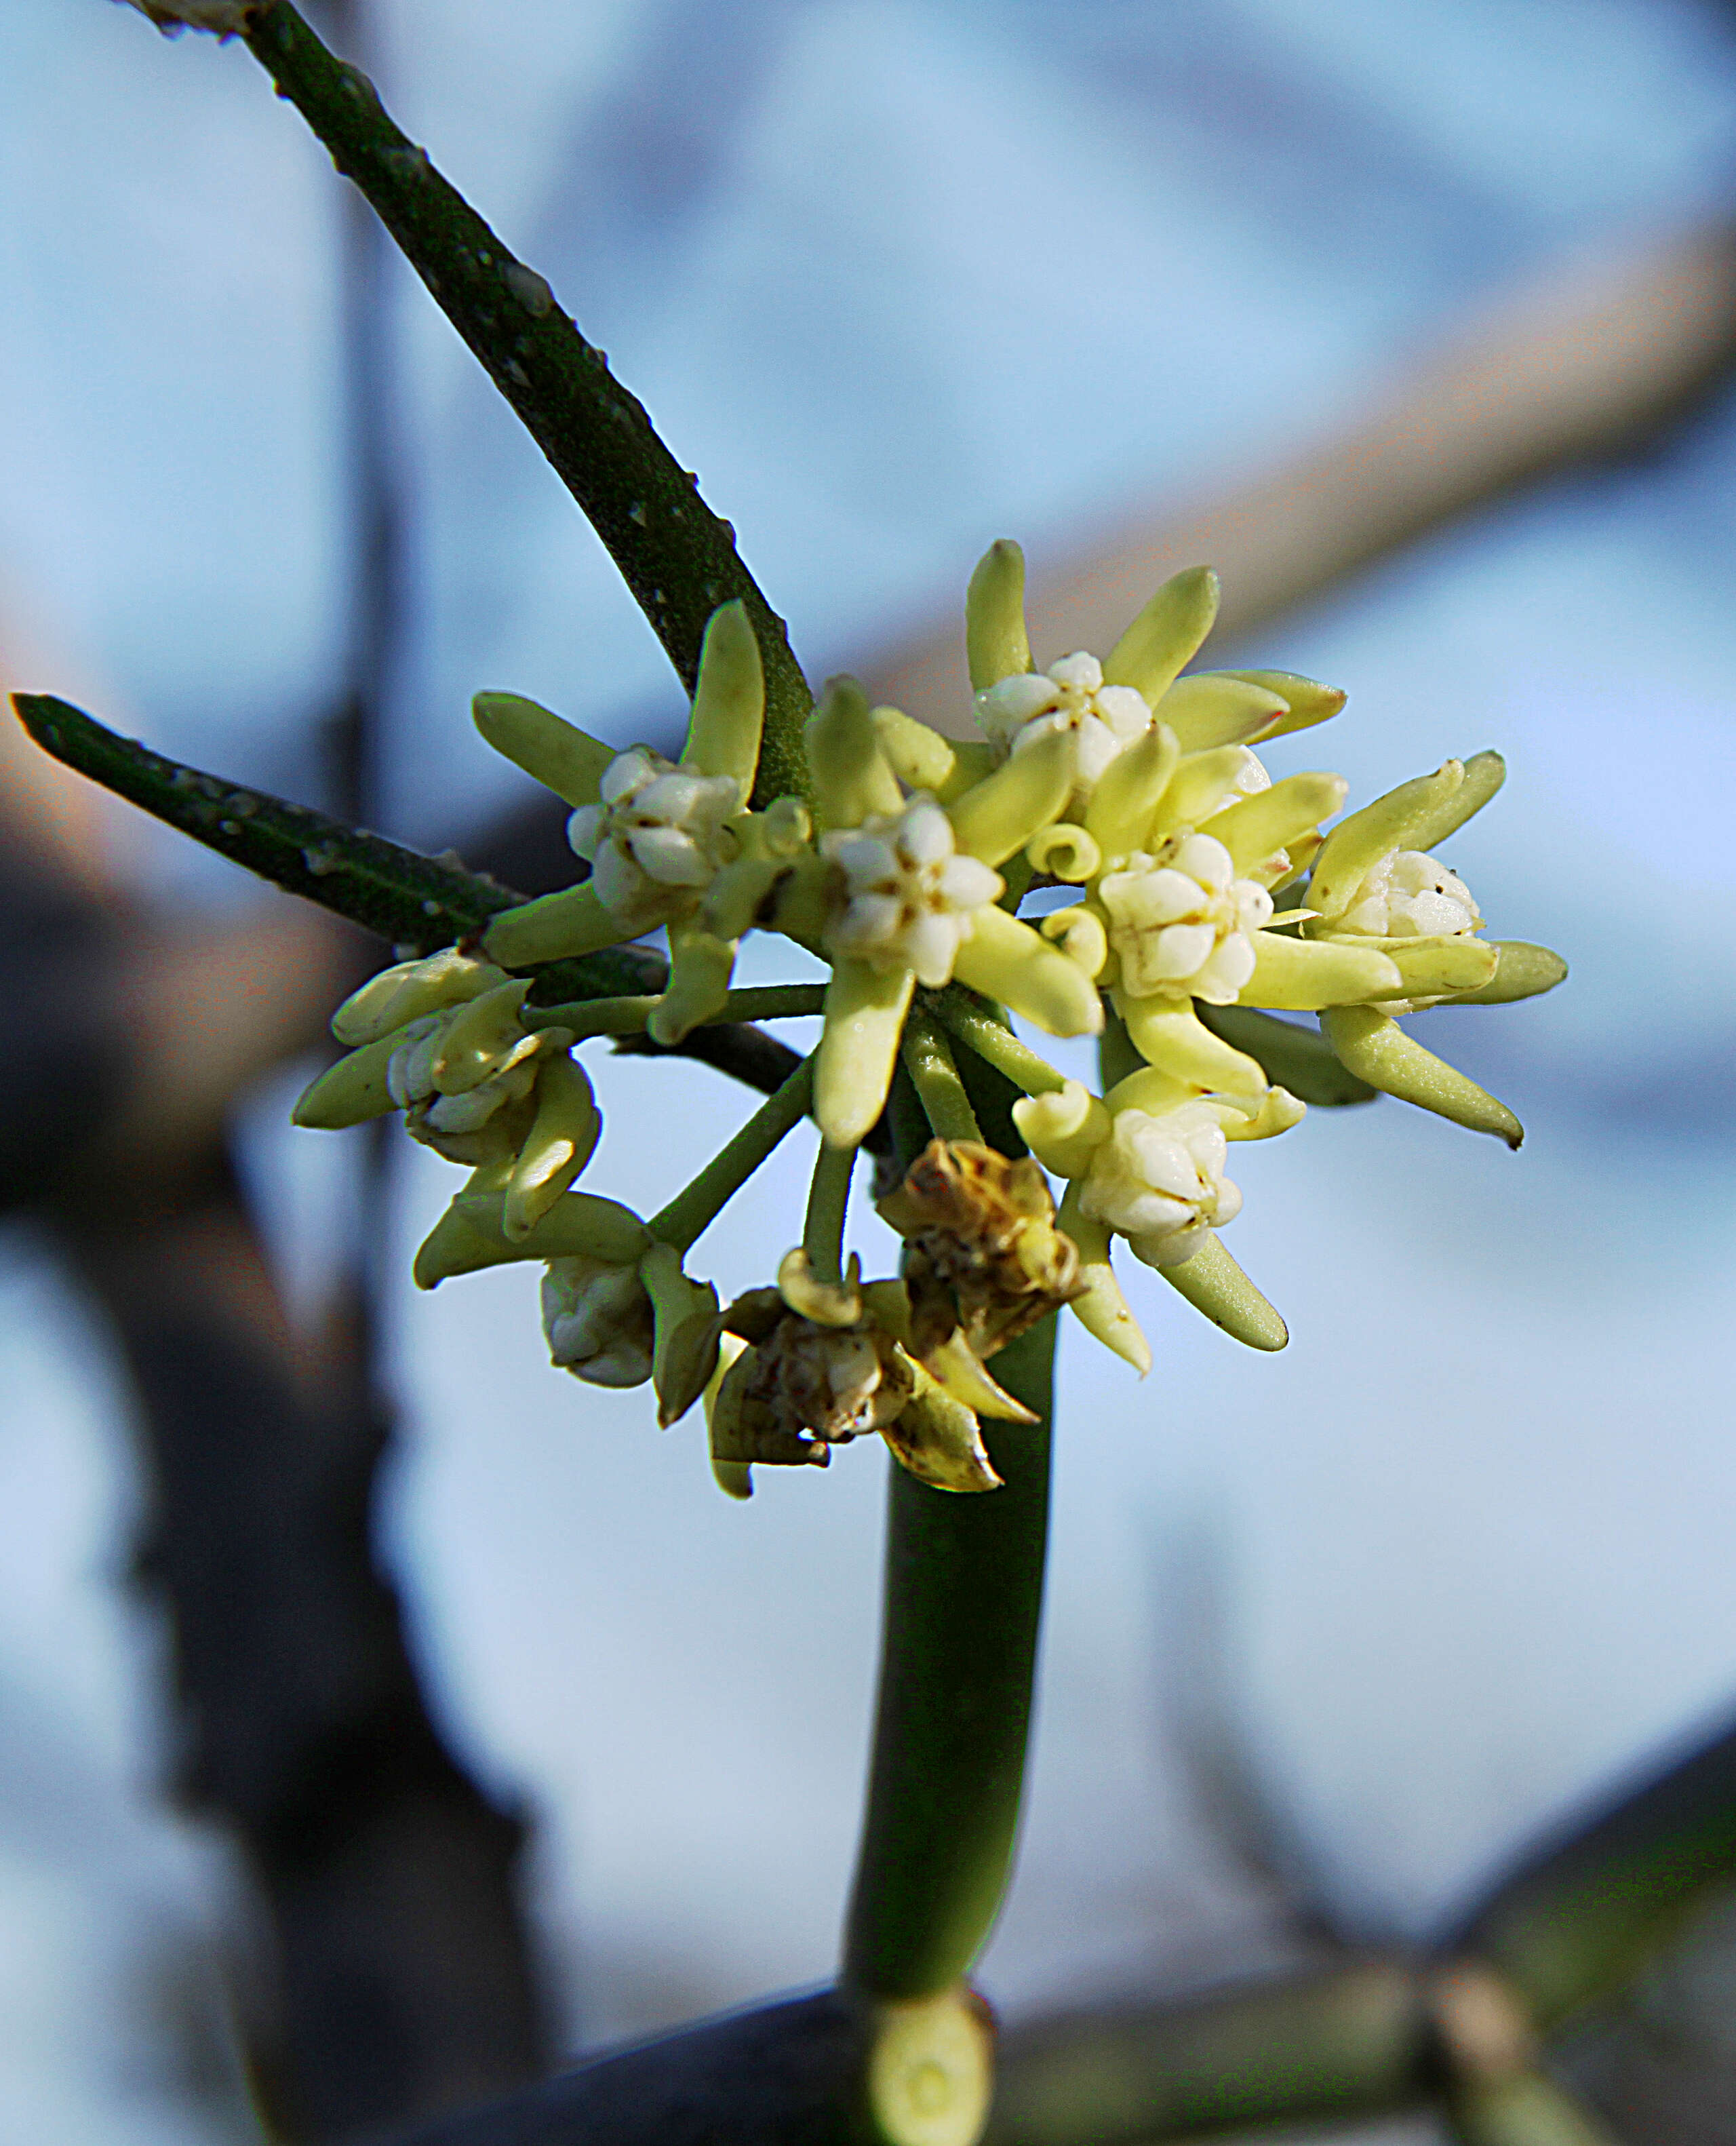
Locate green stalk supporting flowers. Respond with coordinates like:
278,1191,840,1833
28,5,1577,2140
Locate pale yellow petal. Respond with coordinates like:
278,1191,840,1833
1054,1187,1151,1374
965,539,1033,692
1154,673,1287,752
503,1054,603,1240
1117,994,1267,1096
1310,754,1505,919
816,959,915,1147
1321,1006,1522,1146
1199,771,1348,876
1378,936,1500,998
1011,1080,1111,1177
292,1035,400,1129
806,675,904,829
649,920,738,1045
431,979,534,1093
1084,722,1179,859
873,705,959,795
947,727,1076,865
472,692,615,808
483,882,636,968
1242,933,1402,1011
953,905,1104,1037
1102,566,1219,703
1223,669,1347,738
332,949,508,1046
1449,940,1568,1005
920,1333,1038,1424
1151,743,1255,838
1154,1231,1286,1350
682,600,764,801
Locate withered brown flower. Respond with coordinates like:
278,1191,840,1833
878,1139,1084,1361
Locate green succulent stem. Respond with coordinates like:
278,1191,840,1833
646,1053,816,1254
236,1,812,805
803,1139,856,1286
844,1036,1055,2001
526,982,827,1039
900,1008,984,1144
930,990,1068,1098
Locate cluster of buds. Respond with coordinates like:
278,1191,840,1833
294,545,1564,1494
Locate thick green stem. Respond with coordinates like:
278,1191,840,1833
803,1141,855,1285
899,1009,983,1145
843,1040,1055,2001
237,1,812,804
647,1055,816,1253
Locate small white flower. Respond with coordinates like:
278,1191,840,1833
1078,1099,1242,1267
1098,832,1274,1002
567,747,740,929
822,797,1004,988
975,652,1151,807
384,1008,546,1160
542,1257,655,1387
1333,848,1481,938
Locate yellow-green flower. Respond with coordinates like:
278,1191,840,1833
1014,1070,1302,1359
542,1255,656,1388
966,537,1342,792
293,951,601,1240
1301,754,1567,1146
288,547,1568,1485
805,676,1102,1146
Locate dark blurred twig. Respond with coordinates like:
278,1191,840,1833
62,1156,546,2139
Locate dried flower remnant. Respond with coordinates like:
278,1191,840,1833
878,1139,1083,1361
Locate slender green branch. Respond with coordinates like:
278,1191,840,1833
235,1,812,804
18,691,509,950
843,1042,1054,2001
373,1962,1438,2146
929,989,1067,1097
526,981,827,1038
647,1054,816,1253
803,1141,856,1285
899,1009,983,1144
989,1962,1431,2145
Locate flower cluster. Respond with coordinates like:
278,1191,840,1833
294,549,1564,1494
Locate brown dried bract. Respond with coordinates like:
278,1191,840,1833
710,1299,917,1470
880,1139,1084,1360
